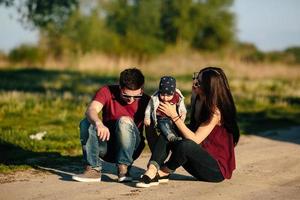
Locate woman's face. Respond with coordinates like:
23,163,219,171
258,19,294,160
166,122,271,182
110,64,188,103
192,72,202,94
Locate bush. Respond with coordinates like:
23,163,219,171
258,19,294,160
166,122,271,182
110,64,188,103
8,45,46,65
285,47,300,64
0,50,7,62
237,43,265,63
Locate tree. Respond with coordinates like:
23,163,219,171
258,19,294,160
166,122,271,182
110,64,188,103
0,0,79,30
161,0,235,50
105,0,165,56
1,0,236,57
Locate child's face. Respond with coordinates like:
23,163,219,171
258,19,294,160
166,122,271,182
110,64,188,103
159,93,174,102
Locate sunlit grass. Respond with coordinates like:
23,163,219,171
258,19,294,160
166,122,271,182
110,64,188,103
0,60,300,173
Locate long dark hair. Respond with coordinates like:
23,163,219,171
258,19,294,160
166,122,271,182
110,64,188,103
191,67,240,145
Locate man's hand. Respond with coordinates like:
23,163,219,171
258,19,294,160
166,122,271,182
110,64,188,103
144,118,151,126
95,121,110,141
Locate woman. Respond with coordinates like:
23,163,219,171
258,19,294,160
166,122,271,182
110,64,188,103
136,67,240,187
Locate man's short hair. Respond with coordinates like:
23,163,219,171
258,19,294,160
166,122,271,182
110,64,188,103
119,68,145,90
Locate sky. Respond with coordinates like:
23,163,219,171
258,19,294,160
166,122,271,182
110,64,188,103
232,0,300,51
0,0,300,53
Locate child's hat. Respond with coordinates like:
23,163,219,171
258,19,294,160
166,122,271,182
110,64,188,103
159,76,176,95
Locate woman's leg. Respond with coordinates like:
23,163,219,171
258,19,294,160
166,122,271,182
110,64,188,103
149,134,170,169
165,139,224,182
136,136,169,187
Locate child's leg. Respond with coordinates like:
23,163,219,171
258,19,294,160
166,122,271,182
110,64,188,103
157,118,181,141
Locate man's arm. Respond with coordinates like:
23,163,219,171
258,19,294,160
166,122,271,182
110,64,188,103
85,100,110,141
144,98,153,126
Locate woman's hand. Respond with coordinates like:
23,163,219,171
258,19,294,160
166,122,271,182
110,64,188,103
158,102,178,118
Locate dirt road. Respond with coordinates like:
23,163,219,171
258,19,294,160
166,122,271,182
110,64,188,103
1,127,300,200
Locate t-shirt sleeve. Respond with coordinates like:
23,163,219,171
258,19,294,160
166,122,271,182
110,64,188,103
92,86,110,105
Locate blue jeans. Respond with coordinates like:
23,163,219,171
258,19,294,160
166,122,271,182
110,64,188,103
157,117,179,140
79,117,142,170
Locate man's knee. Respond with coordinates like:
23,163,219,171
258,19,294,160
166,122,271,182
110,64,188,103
115,116,140,148
116,116,135,136
117,116,134,126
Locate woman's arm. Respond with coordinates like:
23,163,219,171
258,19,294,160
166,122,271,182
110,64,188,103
158,102,220,144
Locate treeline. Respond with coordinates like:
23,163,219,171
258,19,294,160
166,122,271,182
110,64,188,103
1,0,235,59
1,0,300,65
236,43,300,65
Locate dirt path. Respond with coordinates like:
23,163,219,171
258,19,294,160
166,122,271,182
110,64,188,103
1,128,300,200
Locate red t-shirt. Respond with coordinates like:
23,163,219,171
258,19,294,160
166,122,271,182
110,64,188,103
201,125,236,179
93,85,150,132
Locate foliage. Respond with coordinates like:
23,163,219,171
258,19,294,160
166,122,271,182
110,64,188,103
160,0,234,50
40,10,121,58
285,47,300,64
237,43,300,64
8,44,46,65
1,0,236,57
0,0,79,29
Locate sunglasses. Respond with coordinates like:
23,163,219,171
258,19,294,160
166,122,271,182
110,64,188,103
192,72,199,80
121,93,143,100
192,69,221,88
193,81,201,88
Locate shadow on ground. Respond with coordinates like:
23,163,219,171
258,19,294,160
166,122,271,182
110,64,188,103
238,111,300,145
0,68,118,95
0,139,148,183
0,139,195,184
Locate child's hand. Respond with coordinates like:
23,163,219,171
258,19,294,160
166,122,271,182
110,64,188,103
144,118,151,126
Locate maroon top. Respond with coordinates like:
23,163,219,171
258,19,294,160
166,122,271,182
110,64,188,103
156,91,180,117
93,85,150,132
201,125,236,179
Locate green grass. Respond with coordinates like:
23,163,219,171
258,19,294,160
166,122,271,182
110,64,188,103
1,67,300,173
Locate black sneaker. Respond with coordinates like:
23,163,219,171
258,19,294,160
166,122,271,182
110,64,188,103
158,174,170,183
118,164,133,182
136,174,159,188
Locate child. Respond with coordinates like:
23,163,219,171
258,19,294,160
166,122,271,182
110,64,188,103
144,76,187,142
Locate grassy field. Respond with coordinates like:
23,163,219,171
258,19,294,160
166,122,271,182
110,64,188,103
1,55,300,173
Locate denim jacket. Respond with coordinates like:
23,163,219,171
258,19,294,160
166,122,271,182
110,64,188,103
144,88,187,126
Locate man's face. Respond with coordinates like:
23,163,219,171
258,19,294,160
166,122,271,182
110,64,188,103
120,87,143,104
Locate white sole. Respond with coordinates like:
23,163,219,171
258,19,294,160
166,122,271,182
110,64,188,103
118,177,133,182
72,176,101,182
158,179,169,183
136,182,159,188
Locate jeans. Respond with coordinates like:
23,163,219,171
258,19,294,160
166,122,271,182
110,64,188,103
157,117,179,141
165,139,224,182
149,134,172,170
79,117,142,170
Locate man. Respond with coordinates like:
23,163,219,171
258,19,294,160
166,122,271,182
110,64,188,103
73,68,153,182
